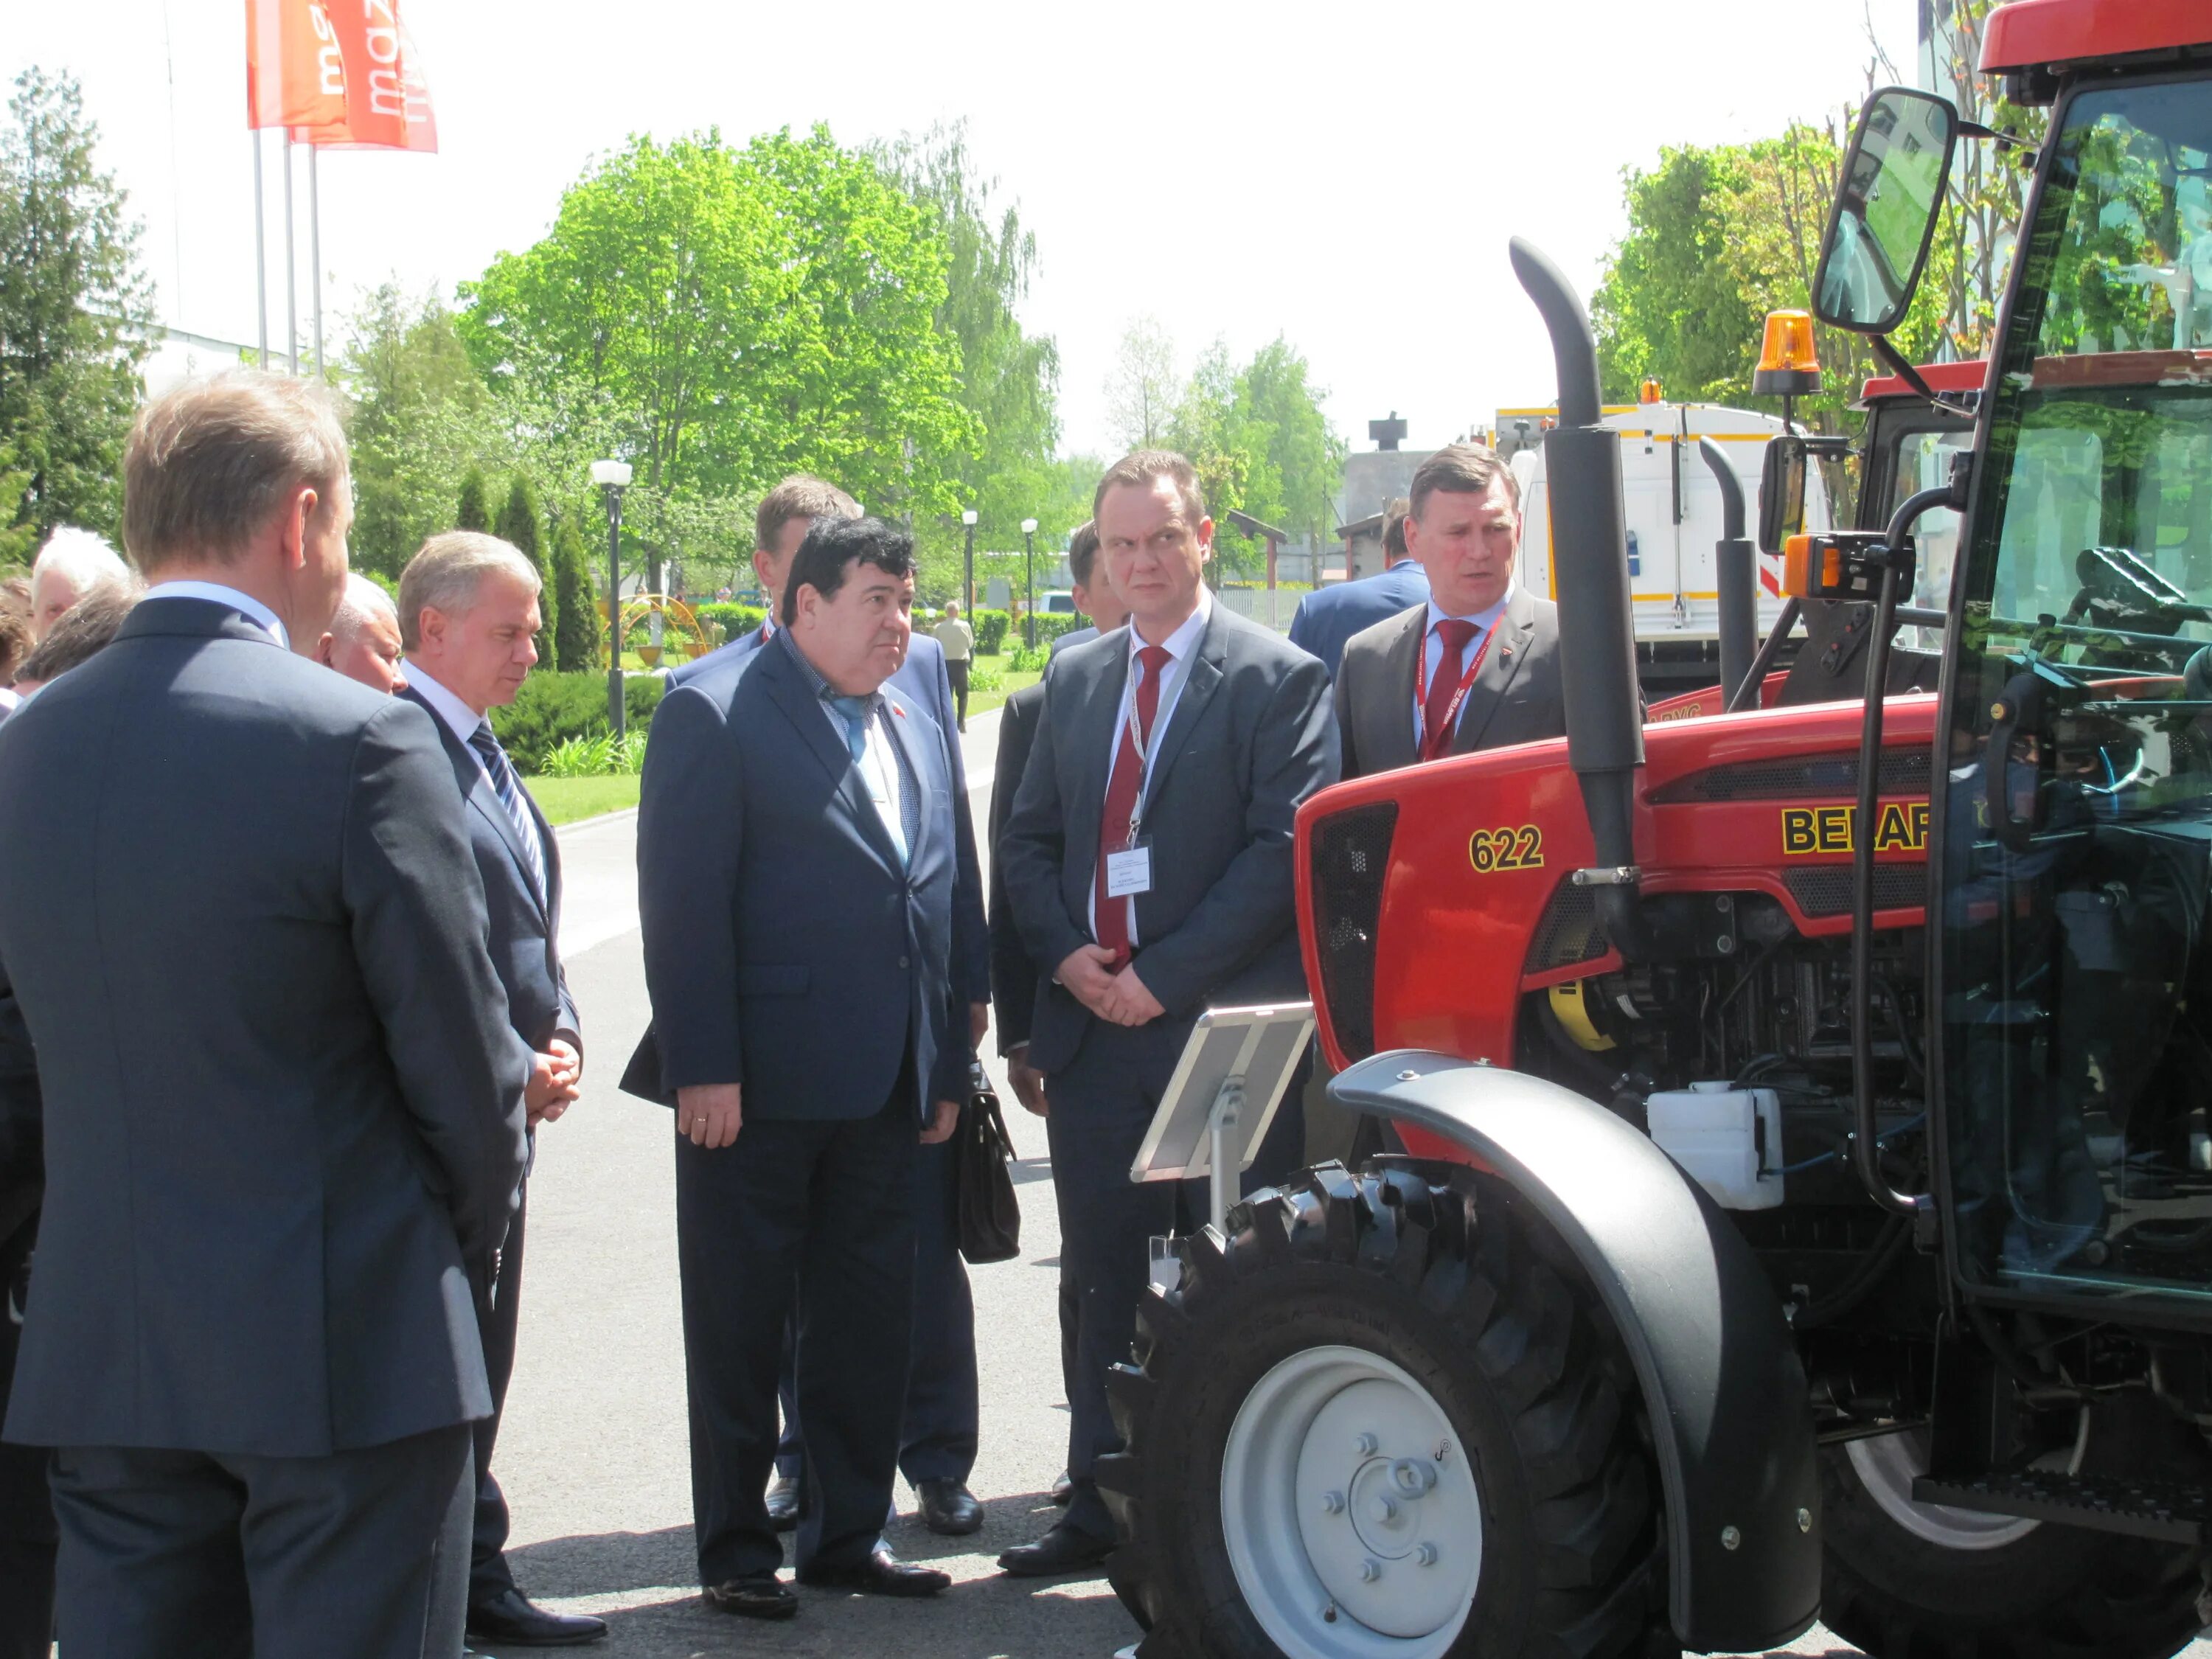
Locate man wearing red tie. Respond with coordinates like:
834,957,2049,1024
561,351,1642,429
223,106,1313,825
1334,442,1565,778
997,451,1337,1576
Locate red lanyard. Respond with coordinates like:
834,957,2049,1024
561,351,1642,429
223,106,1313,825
1414,622,1493,762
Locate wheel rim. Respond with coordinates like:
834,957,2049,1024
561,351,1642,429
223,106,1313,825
1220,1344,1481,1659
1846,1429,2043,1551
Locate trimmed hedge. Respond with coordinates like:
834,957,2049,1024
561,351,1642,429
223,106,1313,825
493,671,665,774
972,608,1085,654
692,601,769,640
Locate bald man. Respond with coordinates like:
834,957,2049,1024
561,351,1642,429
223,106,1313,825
316,574,408,694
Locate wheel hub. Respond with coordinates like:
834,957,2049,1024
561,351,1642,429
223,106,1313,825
1222,1347,1481,1658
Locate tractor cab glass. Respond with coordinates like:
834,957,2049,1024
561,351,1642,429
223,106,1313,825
1815,88,1959,333
1942,76,2212,1310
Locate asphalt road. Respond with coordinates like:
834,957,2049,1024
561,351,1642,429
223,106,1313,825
492,709,2211,1659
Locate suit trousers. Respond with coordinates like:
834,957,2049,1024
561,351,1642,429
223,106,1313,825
0,1221,55,1659
46,1422,473,1659
774,1135,978,1489
469,1177,526,1601
675,1090,918,1584
1046,1019,1309,1541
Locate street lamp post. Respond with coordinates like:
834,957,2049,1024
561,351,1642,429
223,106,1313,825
1021,518,1039,647
591,460,633,737
961,508,978,616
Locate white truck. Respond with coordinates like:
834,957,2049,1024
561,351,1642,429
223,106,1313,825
1495,394,1833,696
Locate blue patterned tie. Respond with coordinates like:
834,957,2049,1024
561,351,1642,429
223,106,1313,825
829,695,870,762
469,722,548,901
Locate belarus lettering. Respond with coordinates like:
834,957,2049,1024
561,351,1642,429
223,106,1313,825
1780,800,1930,856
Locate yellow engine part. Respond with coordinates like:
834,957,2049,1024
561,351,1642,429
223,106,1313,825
1548,979,1617,1052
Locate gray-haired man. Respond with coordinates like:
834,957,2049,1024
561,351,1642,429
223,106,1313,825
396,531,601,1649
316,573,408,695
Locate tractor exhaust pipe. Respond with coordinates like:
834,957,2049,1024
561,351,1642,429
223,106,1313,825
1700,434,1757,707
1509,238,1644,956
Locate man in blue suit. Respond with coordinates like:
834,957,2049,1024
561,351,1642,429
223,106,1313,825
1286,498,1430,678
640,517,968,1620
640,476,990,1538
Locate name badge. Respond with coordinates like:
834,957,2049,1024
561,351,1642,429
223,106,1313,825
1105,843,1154,898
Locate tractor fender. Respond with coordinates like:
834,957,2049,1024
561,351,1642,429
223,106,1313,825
1329,1049,1821,1655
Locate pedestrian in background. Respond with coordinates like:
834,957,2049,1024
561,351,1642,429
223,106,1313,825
7,584,139,699
639,515,968,1620
997,451,1338,1577
932,599,973,731
394,532,602,1650
25,528,132,644
1286,495,1429,679
316,572,408,695
1046,519,1121,660
0,370,531,1659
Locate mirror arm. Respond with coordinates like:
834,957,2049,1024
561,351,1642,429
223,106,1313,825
1956,116,2039,160
1870,334,1976,420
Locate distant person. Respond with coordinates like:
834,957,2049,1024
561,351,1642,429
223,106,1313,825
638,516,967,1619
933,599,973,731
394,532,602,1650
1335,443,1564,779
26,527,132,643
0,370,532,1659
0,608,27,725
316,573,408,694
8,584,139,698
1046,520,1121,658
1286,496,1430,678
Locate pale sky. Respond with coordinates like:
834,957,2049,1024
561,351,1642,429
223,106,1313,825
7,0,1919,463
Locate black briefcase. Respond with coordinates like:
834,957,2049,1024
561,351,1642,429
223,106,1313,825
956,1064,1021,1265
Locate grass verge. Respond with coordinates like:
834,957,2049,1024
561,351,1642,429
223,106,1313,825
526,774,642,826
965,666,1043,719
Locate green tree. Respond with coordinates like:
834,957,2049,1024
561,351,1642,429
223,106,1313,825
0,69,155,546
495,473,552,659
551,515,598,671
1167,335,1345,580
456,465,490,532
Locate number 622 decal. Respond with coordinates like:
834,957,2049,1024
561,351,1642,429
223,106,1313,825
1469,824,1544,873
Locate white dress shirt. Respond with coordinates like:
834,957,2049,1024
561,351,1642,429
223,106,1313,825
1413,583,1515,744
402,658,551,877
853,706,909,867
1091,584,1214,947
144,580,290,650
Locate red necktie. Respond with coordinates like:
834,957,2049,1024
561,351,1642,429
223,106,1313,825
1096,644,1174,966
1422,618,1479,760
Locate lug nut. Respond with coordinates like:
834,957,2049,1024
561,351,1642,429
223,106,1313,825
1371,1495,1399,1524
1416,1543,1439,1567
1354,1432,1378,1456
1321,1490,1345,1515
1359,1559,1382,1583
1721,1525,1742,1551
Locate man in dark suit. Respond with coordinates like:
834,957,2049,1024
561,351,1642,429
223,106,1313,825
1335,442,1566,779
640,516,967,1621
393,533,604,1649
0,371,531,1659
640,475,990,1537
1287,498,1431,678
997,451,1338,1575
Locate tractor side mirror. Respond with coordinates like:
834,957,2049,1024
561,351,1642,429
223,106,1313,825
1812,86,1958,334
1758,435,1809,557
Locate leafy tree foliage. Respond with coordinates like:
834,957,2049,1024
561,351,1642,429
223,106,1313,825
1105,319,1178,451
495,473,553,659
551,516,598,671
456,466,490,532
0,69,154,547
1168,335,1346,579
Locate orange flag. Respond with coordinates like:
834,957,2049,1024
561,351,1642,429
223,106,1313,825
245,0,347,131
261,0,439,153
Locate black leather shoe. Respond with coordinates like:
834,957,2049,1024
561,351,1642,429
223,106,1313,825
1049,1471,1073,1505
998,1520,1114,1578
703,1575,799,1621
918,1478,984,1535
799,1544,950,1597
465,1587,608,1646
765,1474,801,1533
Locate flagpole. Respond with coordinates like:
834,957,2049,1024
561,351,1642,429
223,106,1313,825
309,143,324,381
282,136,298,375
253,131,268,369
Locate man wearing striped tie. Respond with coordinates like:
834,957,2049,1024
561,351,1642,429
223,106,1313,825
394,532,606,1649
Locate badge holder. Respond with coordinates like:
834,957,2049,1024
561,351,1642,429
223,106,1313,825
1129,1002,1316,1294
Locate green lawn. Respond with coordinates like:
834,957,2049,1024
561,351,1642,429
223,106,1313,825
525,773,642,826
967,665,1042,717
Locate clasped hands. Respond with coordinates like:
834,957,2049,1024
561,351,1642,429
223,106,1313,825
1057,944,1165,1029
676,1084,959,1150
525,1037,582,1126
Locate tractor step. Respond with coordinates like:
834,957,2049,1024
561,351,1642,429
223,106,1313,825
1911,1470,2212,1544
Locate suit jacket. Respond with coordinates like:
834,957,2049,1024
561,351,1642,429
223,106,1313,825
1000,603,1339,1074
1287,559,1432,680
638,632,970,1121
400,686,580,1057
988,679,1049,1056
1335,586,1565,781
0,598,531,1458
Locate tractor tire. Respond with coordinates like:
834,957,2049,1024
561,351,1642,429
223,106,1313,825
1098,1161,1668,1659
1820,1401,2208,1659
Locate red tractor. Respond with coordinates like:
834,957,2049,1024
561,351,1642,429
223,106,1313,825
1102,5,2212,1656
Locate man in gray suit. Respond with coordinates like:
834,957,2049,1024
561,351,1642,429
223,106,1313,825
997,451,1338,1575
0,372,531,1659
394,533,605,1649
1335,442,1565,779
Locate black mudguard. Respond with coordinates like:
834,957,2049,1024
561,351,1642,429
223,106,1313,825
1329,1050,1821,1655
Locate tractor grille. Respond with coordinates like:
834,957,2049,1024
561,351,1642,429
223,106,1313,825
1528,881,1610,971
1784,864,1928,918
1649,748,1931,804
1307,802,1397,1062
